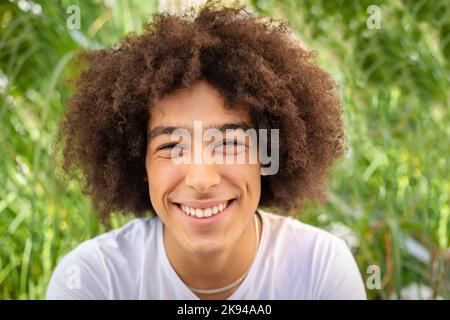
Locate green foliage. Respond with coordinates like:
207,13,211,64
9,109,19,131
1,0,449,299
0,0,157,299
251,0,449,299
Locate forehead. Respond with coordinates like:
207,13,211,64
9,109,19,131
148,80,250,130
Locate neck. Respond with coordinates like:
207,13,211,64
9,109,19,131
163,213,261,299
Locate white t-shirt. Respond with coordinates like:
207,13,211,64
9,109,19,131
46,209,367,299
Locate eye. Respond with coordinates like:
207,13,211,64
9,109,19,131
158,142,188,151
157,143,187,159
222,140,242,147
158,143,178,150
215,140,246,155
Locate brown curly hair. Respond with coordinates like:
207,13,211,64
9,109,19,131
58,0,346,222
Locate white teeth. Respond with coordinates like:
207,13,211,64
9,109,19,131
179,201,231,218
195,208,204,218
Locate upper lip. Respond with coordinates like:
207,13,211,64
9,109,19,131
173,199,235,209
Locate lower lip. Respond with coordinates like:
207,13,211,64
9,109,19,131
174,199,236,227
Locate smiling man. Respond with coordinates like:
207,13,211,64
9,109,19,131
145,80,265,300
46,1,366,300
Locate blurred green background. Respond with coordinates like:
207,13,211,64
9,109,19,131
0,0,449,299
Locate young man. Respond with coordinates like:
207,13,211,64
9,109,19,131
47,1,366,300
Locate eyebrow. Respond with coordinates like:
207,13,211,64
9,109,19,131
148,122,251,142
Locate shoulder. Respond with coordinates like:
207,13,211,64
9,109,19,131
259,209,367,299
92,216,156,259
260,208,343,251
46,216,158,299
76,215,156,264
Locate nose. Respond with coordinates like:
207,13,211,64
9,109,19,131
185,163,220,193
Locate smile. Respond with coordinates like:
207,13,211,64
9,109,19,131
173,199,236,221
180,201,230,218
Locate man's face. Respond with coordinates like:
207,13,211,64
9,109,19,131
145,80,261,256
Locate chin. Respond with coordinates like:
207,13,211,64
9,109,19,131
188,239,229,256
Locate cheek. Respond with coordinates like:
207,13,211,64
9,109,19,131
244,164,262,202
146,157,184,212
220,163,261,199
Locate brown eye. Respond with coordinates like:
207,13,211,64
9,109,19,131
223,140,240,146
159,143,178,150
158,143,186,158
216,140,245,154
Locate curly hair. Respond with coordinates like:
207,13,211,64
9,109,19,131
58,0,346,222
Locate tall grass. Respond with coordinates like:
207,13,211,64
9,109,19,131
251,0,450,299
0,0,449,299
0,0,158,299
